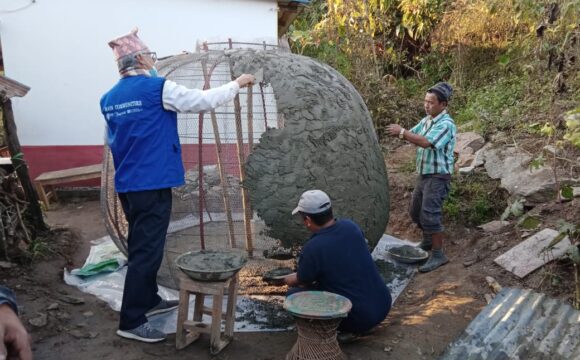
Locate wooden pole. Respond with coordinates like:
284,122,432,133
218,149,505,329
227,50,254,257
200,57,237,248
1,96,48,235
247,85,254,149
197,112,206,250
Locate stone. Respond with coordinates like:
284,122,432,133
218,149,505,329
69,329,94,339
59,295,85,305
47,302,59,311
459,166,475,175
574,187,580,197
543,145,558,155
56,311,71,320
478,220,510,234
83,311,94,317
0,261,15,269
494,228,572,278
455,132,485,153
483,146,569,203
471,144,490,168
483,146,531,180
484,293,494,304
457,152,475,168
29,313,48,327
463,259,477,267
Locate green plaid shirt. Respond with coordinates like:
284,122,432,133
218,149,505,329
409,110,456,175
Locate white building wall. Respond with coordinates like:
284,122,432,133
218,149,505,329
0,0,278,146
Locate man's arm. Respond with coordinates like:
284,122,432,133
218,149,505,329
387,123,431,148
162,74,255,113
0,286,17,314
283,273,300,287
0,286,32,360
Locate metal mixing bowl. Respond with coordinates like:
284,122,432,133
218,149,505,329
175,249,248,281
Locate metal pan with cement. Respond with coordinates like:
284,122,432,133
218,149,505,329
175,249,247,282
387,245,428,264
262,267,294,286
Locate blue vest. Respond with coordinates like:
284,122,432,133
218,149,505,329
100,76,184,193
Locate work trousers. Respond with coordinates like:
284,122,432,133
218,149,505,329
409,175,451,234
118,188,172,330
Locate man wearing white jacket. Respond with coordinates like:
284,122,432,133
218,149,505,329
100,28,254,343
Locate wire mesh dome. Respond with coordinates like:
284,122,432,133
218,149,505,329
102,46,389,289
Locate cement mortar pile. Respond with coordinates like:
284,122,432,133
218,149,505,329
230,50,390,249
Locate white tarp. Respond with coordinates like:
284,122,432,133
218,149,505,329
64,234,417,334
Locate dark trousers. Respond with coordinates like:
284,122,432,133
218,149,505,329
410,175,451,234
118,188,172,330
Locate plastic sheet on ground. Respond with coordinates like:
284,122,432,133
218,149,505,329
64,237,291,333
371,234,418,304
64,234,416,334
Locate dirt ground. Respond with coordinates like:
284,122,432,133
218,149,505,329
1,144,578,359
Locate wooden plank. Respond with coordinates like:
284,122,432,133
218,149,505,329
0,76,30,99
34,164,102,183
494,228,572,278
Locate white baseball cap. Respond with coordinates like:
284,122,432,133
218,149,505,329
291,190,332,215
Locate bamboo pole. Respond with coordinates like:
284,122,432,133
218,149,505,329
227,42,254,257
197,112,206,250
200,55,237,248
247,85,254,149
259,83,269,130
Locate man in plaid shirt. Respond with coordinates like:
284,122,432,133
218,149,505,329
387,82,456,272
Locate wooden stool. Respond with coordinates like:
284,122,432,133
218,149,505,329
175,272,239,355
284,291,352,360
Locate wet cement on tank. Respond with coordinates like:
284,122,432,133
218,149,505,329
228,50,390,249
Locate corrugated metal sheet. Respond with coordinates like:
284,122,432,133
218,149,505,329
0,76,30,99
440,287,580,360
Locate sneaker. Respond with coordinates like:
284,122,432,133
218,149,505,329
116,322,166,343
419,253,449,273
146,299,179,317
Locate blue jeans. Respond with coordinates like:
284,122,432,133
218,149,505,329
410,175,451,234
118,188,172,330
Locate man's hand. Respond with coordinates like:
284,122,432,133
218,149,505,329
136,53,155,70
387,124,403,137
0,304,32,360
235,74,256,88
283,273,299,287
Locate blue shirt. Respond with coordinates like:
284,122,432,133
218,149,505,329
410,110,456,175
297,219,391,333
100,76,184,193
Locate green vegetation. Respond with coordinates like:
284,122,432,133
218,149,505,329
290,0,580,143
289,0,579,226
443,172,508,226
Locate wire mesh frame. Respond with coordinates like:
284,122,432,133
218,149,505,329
101,43,285,272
